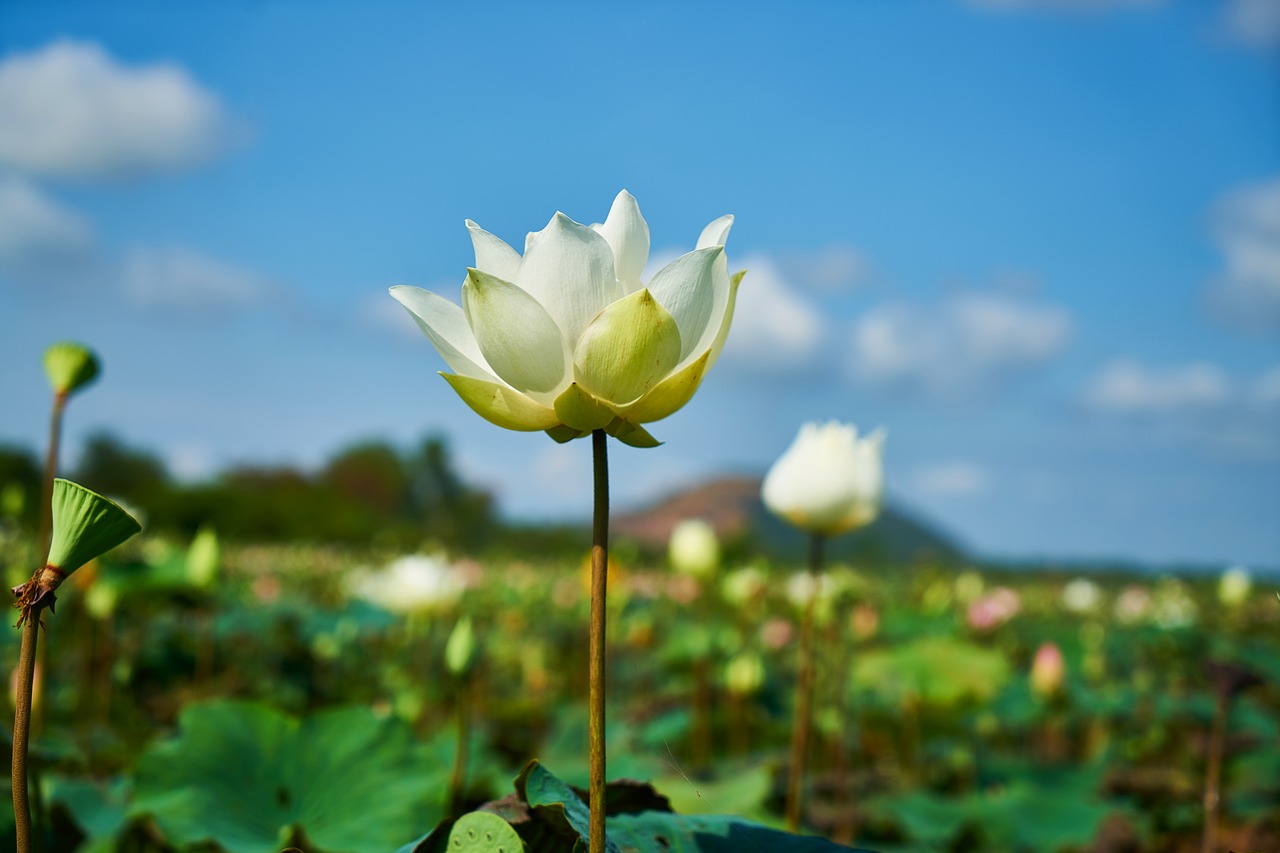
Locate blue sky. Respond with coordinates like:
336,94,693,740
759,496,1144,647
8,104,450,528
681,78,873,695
1,0,1277,566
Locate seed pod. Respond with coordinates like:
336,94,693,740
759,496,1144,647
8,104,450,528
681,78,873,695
43,342,100,397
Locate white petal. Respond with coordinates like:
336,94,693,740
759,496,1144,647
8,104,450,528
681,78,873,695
761,422,885,535
647,246,722,363
696,214,734,250
389,285,496,381
462,268,569,400
594,190,650,293
465,220,522,283
517,212,622,348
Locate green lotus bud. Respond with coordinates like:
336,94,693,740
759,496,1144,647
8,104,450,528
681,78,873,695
725,652,764,697
445,616,476,677
43,342,100,398
185,526,221,589
13,479,141,616
668,518,720,580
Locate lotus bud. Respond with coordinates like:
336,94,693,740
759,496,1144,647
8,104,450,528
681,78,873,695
1062,578,1102,614
1218,566,1251,608
668,519,720,581
725,652,765,697
445,616,476,677
762,421,885,536
12,479,141,618
1029,642,1065,699
43,342,100,398
185,526,221,589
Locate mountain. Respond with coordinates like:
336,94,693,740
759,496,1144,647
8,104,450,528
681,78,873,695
612,475,964,566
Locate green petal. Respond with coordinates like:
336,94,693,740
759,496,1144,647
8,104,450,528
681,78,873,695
43,342,100,397
606,418,662,449
622,350,710,424
441,373,559,431
554,383,617,432
573,289,681,406
545,425,589,444
47,479,141,574
462,268,568,397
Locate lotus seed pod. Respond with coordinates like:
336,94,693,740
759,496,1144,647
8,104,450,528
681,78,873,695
46,479,141,576
43,341,100,397
445,615,476,677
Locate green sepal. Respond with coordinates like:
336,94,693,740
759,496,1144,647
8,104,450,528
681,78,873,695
622,350,710,424
440,373,560,432
46,479,141,575
605,419,662,449
43,342,100,397
545,425,589,444
554,383,617,432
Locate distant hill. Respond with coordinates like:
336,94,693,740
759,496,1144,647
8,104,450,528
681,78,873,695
612,475,965,566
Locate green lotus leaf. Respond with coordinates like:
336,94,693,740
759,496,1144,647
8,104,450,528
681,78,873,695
131,700,445,853
852,636,1010,708
46,479,142,575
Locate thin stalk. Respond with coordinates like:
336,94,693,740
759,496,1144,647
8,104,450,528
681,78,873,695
692,658,712,773
831,625,856,845
1201,694,1227,853
36,394,66,565
12,614,42,853
448,676,472,817
785,532,824,832
589,429,609,853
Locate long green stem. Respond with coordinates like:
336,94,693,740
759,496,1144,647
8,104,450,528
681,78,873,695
589,429,609,852
785,532,824,832
12,614,41,853
36,395,65,565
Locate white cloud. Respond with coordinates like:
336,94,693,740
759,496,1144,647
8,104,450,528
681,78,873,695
720,255,825,372
1082,360,1233,413
1221,0,1280,48
0,175,94,270
0,40,232,181
781,244,870,294
1206,176,1280,333
849,291,1073,399
1081,359,1280,459
123,247,274,314
911,461,990,497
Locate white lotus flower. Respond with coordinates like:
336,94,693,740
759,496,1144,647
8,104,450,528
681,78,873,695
350,554,463,614
391,190,742,447
762,421,885,536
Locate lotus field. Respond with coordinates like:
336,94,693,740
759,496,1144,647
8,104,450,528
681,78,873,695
4,191,1278,853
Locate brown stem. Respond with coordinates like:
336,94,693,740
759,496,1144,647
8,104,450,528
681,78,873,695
589,429,609,852
729,693,748,756
12,612,42,853
692,658,712,773
1202,694,1227,853
36,394,66,566
831,625,856,845
785,532,824,832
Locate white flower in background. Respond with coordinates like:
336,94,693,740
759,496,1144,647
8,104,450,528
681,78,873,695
720,566,766,606
1114,584,1152,625
668,518,721,580
350,553,463,614
785,571,836,609
762,421,886,536
1219,566,1252,608
1062,578,1103,615
391,190,742,448
1153,579,1198,629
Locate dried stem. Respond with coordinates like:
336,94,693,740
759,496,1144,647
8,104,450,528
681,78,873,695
785,532,824,832
589,429,609,852
12,610,42,853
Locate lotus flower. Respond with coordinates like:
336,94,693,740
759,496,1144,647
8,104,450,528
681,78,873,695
762,421,885,535
391,191,741,447
668,518,721,580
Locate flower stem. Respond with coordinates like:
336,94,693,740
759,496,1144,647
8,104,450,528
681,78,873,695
785,532,824,832
448,676,471,817
12,612,41,853
1201,693,1227,853
589,429,609,852
36,394,66,565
